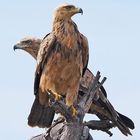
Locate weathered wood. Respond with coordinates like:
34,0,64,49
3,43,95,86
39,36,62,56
78,71,107,113
84,120,114,136
30,119,115,140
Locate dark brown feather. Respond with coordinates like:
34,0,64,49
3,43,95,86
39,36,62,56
28,96,55,128
34,34,56,95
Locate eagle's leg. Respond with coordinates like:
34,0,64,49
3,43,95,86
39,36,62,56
48,89,62,101
69,105,78,116
66,90,78,116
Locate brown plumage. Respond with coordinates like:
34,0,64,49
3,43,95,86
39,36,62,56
13,37,41,59
35,4,88,116
14,36,134,135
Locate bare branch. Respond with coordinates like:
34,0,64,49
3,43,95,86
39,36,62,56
84,120,115,136
78,71,107,113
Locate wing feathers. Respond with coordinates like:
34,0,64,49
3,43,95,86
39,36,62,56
80,34,89,76
34,34,56,95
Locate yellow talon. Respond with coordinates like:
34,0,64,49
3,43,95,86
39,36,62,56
48,89,62,101
54,93,62,101
70,106,78,117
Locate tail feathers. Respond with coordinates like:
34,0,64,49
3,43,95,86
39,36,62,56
105,100,133,136
115,117,132,136
97,97,134,136
28,97,55,128
117,112,135,130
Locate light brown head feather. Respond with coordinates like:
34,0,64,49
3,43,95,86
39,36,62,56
53,4,83,21
13,37,41,59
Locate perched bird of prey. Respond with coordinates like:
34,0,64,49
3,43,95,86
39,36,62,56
14,36,134,135
34,4,89,116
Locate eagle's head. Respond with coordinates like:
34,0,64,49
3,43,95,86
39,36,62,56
53,4,83,20
13,37,41,59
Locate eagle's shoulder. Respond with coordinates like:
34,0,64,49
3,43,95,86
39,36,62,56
37,33,56,65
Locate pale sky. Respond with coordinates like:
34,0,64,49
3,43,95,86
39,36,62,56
0,0,139,140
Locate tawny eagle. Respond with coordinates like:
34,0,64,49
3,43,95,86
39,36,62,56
34,4,89,116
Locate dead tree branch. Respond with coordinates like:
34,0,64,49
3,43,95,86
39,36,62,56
84,120,115,136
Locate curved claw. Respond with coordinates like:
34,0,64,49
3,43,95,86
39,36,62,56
55,94,62,101
69,106,78,117
48,89,62,101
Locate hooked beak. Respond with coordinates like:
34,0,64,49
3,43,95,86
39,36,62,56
78,8,83,15
13,44,22,51
76,7,83,15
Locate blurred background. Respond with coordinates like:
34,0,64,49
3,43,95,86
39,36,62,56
0,0,139,139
